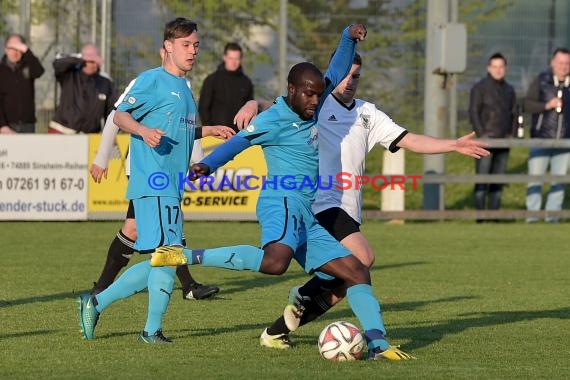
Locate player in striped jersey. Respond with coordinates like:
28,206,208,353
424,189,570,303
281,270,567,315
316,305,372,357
260,53,489,359
152,24,419,359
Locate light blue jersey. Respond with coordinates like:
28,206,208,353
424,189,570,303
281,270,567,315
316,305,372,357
202,26,356,204
117,67,197,200
199,26,357,271
238,96,321,202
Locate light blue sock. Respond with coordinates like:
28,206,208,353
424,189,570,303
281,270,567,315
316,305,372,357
94,260,151,313
144,266,175,334
183,245,263,271
346,284,389,351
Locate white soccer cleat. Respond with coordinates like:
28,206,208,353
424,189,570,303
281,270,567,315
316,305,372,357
283,286,311,332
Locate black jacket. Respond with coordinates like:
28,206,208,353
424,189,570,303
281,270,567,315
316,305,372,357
524,70,570,139
0,50,45,126
198,63,254,131
469,74,516,138
52,56,117,133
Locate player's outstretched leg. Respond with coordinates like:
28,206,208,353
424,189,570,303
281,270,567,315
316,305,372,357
139,266,176,344
151,245,264,272
147,235,220,300
77,260,151,340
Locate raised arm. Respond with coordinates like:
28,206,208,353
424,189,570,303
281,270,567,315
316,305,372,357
397,132,489,159
53,56,82,80
21,49,45,79
324,24,366,94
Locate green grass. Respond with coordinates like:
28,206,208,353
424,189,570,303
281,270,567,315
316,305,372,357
1,221,569,379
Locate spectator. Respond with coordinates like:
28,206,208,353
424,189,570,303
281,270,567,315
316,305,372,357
0,33,45,134
525,48,570,223
199,42,254,132
49,43,117,134
469,52,516,219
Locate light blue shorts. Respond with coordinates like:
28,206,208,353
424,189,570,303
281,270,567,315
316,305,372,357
132,196,183,252
257,196,350,276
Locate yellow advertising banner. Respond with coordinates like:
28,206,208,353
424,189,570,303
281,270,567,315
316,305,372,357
87,135,266,220
88,134,130,215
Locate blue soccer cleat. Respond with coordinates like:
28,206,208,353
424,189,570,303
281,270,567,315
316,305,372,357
77,293,100,340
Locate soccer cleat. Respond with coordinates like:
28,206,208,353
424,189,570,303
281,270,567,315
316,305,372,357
138,329,173,344
77,293,100,340
183,283,220,300
283,286,311,332
150,245,187,267
259,328,291,349
368,346,416,361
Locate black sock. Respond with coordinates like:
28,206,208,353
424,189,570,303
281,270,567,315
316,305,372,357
267,316,290,336
266,293,334,336
298,276,344,298
93,230,134,293
299,293,333,327
177,265,197,292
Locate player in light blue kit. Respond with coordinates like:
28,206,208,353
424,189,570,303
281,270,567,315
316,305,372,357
77,17,200,344
152,24,412,359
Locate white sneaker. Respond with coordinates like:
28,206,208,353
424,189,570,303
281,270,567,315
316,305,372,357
283,286,311,332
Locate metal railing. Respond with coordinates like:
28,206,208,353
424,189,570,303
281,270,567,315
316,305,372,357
366,138,570,221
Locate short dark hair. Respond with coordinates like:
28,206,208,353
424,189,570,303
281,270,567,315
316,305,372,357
224,42,242,54
552,47,570,58
287,62,323,86
5,33,26,46
488,52,506,65
163,17,198,41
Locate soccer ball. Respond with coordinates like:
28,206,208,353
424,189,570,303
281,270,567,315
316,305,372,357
317,321,365,361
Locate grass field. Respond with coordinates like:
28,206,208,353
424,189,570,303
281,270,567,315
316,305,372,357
1,221,569,379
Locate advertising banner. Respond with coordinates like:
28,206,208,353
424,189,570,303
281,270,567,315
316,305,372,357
87,135,265,220
87,134,130,217
0,135,88,220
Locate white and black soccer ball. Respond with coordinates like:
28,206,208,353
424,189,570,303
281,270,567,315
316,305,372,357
317,321,365,361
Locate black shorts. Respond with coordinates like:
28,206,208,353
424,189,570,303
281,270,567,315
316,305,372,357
126,200,135,219
315,207,360,242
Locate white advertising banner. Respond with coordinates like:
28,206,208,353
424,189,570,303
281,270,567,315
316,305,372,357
0,135,89,220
